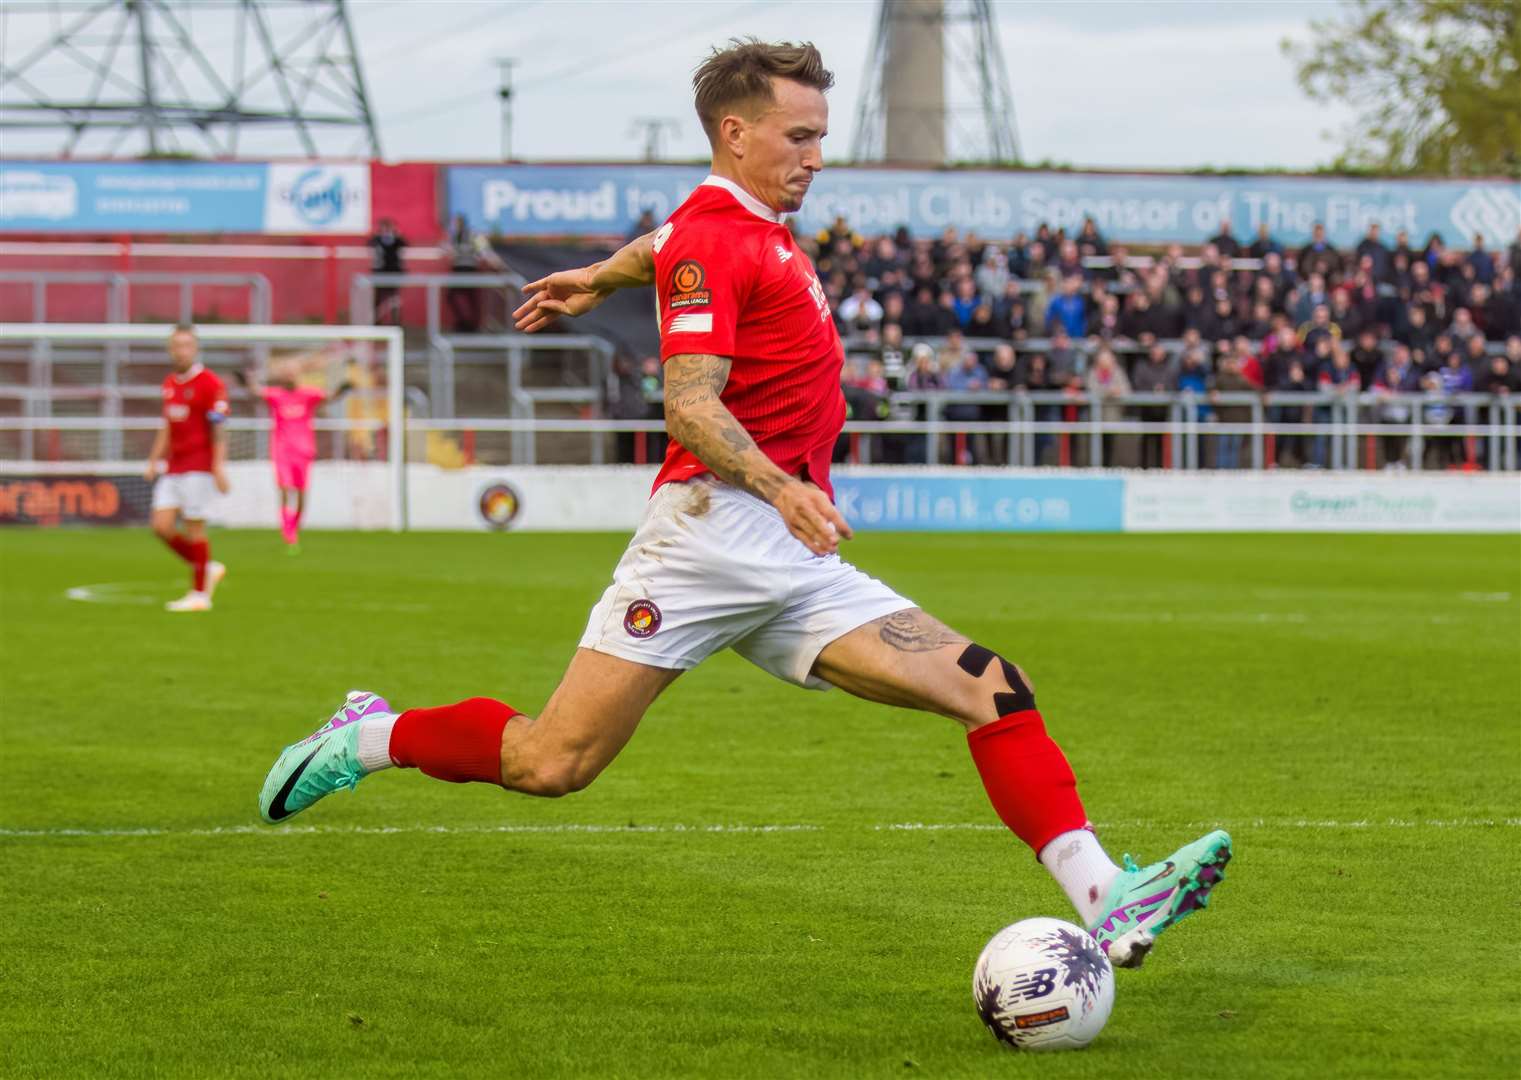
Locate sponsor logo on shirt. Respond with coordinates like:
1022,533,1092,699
775,244,793,263
806,272,830,320
668,259,711,309
669,312,714,334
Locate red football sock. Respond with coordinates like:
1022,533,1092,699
163,534,196,563
189,539,210,591
967,710,1090,854
389,697,518,784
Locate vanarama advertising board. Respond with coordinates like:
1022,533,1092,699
0,474,151,526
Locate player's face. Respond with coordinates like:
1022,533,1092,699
744,78,827,213
167,331,199,373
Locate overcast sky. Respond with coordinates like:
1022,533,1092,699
2,0,1359,169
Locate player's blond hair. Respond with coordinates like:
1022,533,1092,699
692,38,834,144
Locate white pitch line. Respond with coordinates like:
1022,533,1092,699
1,818,1516,840
877,818,1521,831
64,581,433,614
64,581,164,606
0,822,823,839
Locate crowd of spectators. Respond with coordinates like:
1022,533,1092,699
801,215,1521,467
608,215,1521,467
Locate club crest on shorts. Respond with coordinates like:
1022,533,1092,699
623,598,662,638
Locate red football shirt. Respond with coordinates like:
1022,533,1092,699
161,364,229,473
652,176,847,499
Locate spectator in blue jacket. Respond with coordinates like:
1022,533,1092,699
950,277,980,328
1045,275,1087,337
1468,234,1495,285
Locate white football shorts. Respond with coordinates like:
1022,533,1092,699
151,470,218,520
579,477,914,690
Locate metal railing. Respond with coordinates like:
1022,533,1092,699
0,276,270,462
350,272,527,337
1,392,1514,472
399,391,1519,471
842,332,1513,361
0,270,272,324
425,333,616,462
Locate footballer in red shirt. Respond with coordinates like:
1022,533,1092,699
144,324,229,612
258,41,1231,969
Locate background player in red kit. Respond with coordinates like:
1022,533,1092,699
143,324,228,612
259,41,1232,968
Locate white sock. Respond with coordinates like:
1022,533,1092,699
355,714,398,773
1039,829,1123,928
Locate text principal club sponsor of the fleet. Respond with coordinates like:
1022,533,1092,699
446,163,1521,247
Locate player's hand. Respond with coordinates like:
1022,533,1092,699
773,480,853,557
212,468,231,494
142,461,159,482
513,268,610,333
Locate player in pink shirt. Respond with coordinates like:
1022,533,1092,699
242,351,342,550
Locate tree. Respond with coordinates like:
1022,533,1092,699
1284,0,1521,177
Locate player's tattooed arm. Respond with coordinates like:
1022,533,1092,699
663,354,854,556
512,232,655,332
663,353,790,501
872,609,971,653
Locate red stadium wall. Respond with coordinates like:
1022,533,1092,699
370,162,441,240
0,163,446,326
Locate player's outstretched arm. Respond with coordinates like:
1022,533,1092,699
143,421,169,481
663,353,852,557
210,420,230,494
512,231,656,333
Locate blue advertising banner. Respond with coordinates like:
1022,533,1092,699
831,471,1125,532
0,161,370,234
446,163,1520,248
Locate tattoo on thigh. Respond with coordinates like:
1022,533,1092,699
875,609,970,653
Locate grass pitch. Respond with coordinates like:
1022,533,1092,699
2,527,1518,1080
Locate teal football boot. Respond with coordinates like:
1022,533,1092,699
258,691,393,824
1088,829,1232,968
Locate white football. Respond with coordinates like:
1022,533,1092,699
972,916,1114,1051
